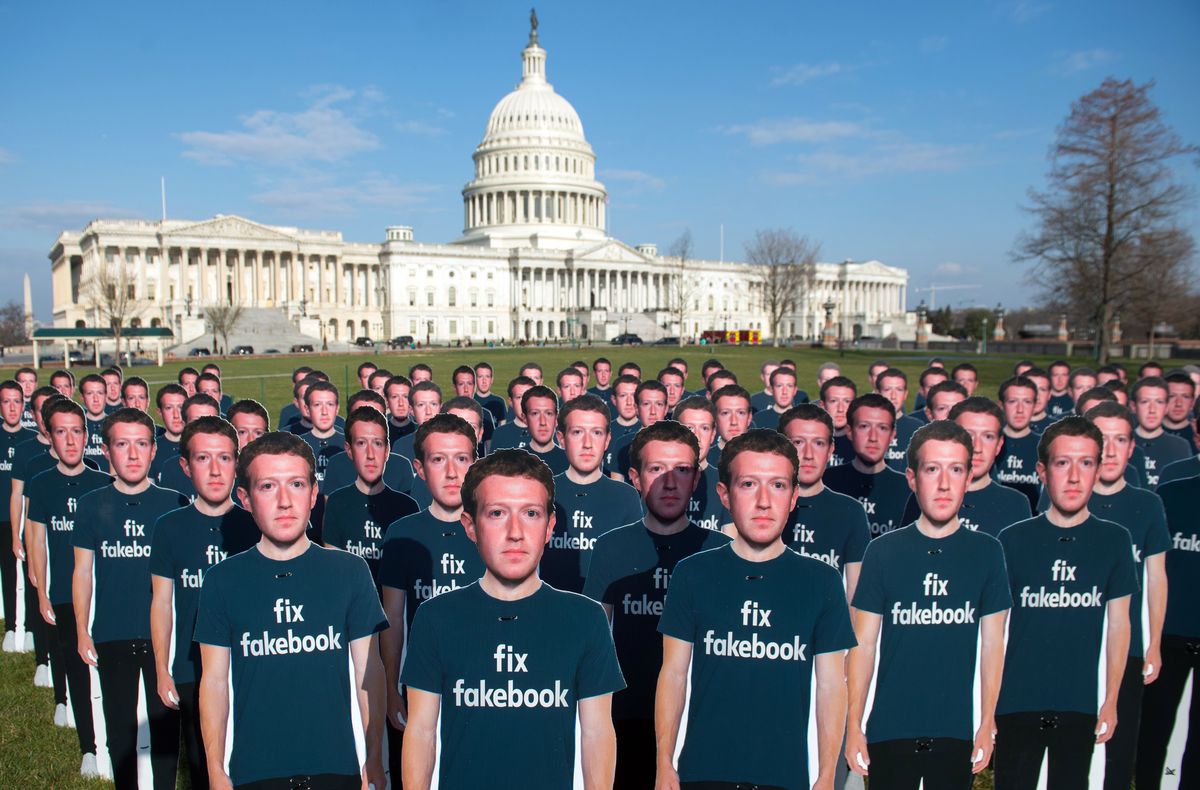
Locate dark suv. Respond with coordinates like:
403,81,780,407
290,343,314,353
354,337,374,347
232,345,254,355
610,334,643,346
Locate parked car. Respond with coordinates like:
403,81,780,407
263,348,281,354
188,347,211,357
290,343,314,353
232,345,255,355
610,334,643,346
654,336,680,346
354,337,375,347
389,335,414,349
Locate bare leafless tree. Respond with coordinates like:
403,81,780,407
667,229,701,345
1014,77,1197,363
204,303,244,355
744,228,819,347
0,300,26,356
80,258,142,363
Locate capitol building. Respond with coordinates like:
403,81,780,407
48,20,908,347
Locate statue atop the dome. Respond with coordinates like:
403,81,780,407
529,8,539,43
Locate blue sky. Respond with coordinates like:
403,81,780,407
2,0,1197,320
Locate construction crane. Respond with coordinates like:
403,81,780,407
913,283,981,310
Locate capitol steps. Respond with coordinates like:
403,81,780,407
168,307,353,354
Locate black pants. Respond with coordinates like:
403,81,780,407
1103,657,1143,790
681,783,788,790
994,711,1095,790
26,561,51,665
0,524,15,630
51,602,95,754
237,774,359,790
177,681,208,790
867,737,974,790
94,639,179,790
386,718,404,790
1137,634,1200,790
614,718,655,790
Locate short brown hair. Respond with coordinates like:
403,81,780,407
412,413,477,463
236,431,316,491
777,403,833,438
461,448,555,519
557,394,610,434
100,407,156,445
180,415,238,460
345,406,389,442
906,420,973,472
717,429,798,489
1037,416,1103,467
629,420,699,473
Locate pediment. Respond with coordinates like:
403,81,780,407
850,259,900,276
573,239,651,264
166,215,297,243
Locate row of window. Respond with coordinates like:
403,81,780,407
477,151,591,179
408,288,496,308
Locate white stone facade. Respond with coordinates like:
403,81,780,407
47,22,907,346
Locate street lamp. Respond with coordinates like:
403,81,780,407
300,295,308,318
185,294,192,317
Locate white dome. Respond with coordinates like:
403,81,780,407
485,84,586,142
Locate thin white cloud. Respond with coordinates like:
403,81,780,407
0,201,138,232
920,36,948,53
395,120,448,137
767,142,971,184
600,169,665,190
935,261,979,276
251,173,440,218
771,62,845,86
992,127,1042,140
1051,49,1115,76
1000,0,1052,23
0,147,15,165
721,118,865,146
179,85,381,167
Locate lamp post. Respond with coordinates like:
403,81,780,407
981,315,988,356
821,300,837,349
185,294,192,318
300,296,308,318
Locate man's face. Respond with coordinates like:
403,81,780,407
386,384,411,420
955,411,1003,481
463,475,553,584
954,370,978,396
509,384,532,422
1028,376,1050,414
876,375,907,414
760,364,779,390
770,374,796,409
1070,375,1097,404
1002,386,1036,431
613,382,638,420
122,385,149,413
182,432,237,506
573,364,590,387
673,363,689,384
239,453,317,546
369,373,390,396
16,371,36,398
103,421,156,486
817,367,840,388
660,375,684,409
31,395,51,435
307,391,339,433
1097,370,1119,386
230,412,268,449
49,412,86,466
848,406,895,465
520,367,543,386
820,386,855,431
447,408,484,444
1092,415,1134,485
1142,366,1164,379
594,363,611,388
868,365,888,387
558,375,583,404
1038,435,1099,515
629,440,700,523
717,450,799,549
919,372,948,396
906,439,970,525
81,381,106,416
677,409,716,460
1133,386,1168,431
179,373,197,397
636,389,668,427
782,419,832,487
558,409,610,475
359,366,377,390
198,379,222,402
1167,382,1195,424
51,375,73,398
1015,364,1033,378
524,396,558,445
714,396,751,442
346,421,389,486
184,404,220,424
410,368,432,384
453,373,476,399
926,391,966,422
1050,367,1070,392
411,390,441,425
413,432,475,510
102,374,121,402
0,388,22,428
707,375,735,396
475,367,494,394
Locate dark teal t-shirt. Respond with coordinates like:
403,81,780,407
1155,477,1200,639
71,483,189,643
10,435,50,485
148,503,259,684
1135,431,1192,489
542,473,643,593
83,415,109,472
322,484,419,585
156,453,197,502
783,487,871,572
401,582,625,790
902,481,1032,538
149,434,180,484
527,444,568,476
298,428,346,494
583,522,729,720
829,433,853,469
1088,486,1171,657
822,464,910,539
321,450,414,495
489,421,530,451
658,544,856,789
884,415,922,472
750,406,787,431
0,426,37,509
1159,454,1199,487
687,464,731,532
25,466,112,604
852,524,1011,742
378,508,486,632
473,392,507,426
1048,393,1073,419
278,402,300,431
996,514,1139,716
194,543,387,785
992,430,1042,510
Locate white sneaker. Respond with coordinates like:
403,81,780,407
23,632,34,652
54,703,68,727
80,752,100,778
33,663,51,687
1,631,15,652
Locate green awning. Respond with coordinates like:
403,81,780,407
33,327,174,339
